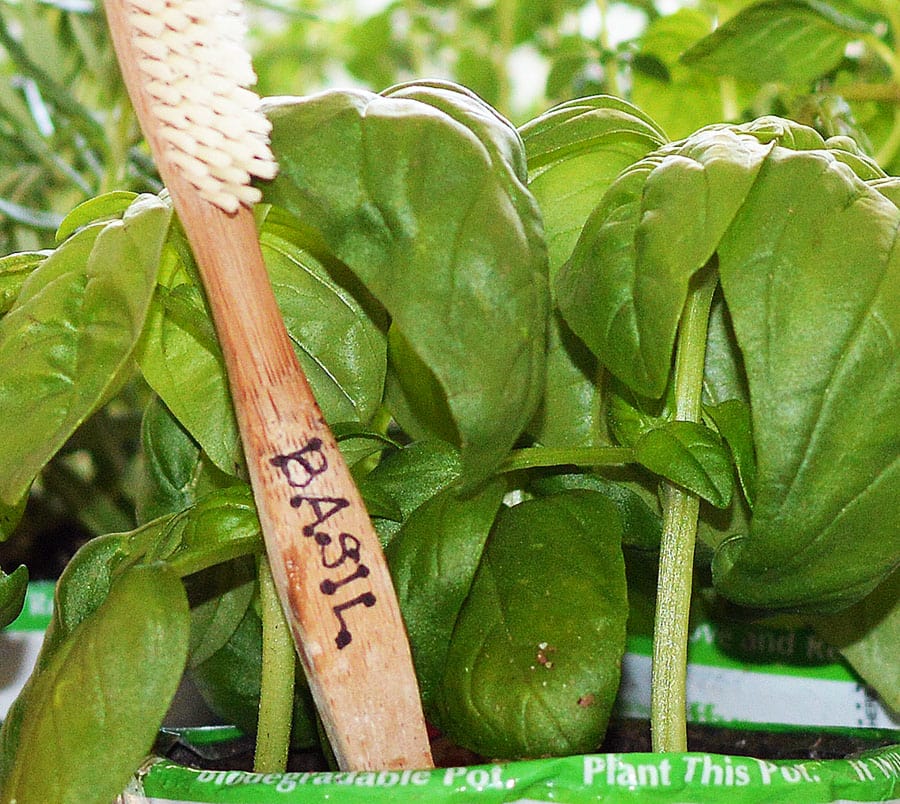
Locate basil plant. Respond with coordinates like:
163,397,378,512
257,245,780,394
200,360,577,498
0,81,895,803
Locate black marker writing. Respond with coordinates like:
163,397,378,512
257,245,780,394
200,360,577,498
271,439,376,649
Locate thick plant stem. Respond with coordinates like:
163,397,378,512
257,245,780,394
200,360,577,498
650,267,718,753
254,558,296,773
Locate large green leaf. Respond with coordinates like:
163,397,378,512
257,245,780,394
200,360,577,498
0,194,170,505
681,0,872,86
386,479,505,712
557,116,898,610
557,126,773,398
437,491,627,758
260,81,548,482
520,97,666,448
0,564,190,804
520,95,667,275
712,146,900,609
138,213,387,476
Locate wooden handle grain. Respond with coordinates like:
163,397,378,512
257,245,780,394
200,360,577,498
105,0,433,771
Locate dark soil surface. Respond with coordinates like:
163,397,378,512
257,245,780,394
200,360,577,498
156,719,900,773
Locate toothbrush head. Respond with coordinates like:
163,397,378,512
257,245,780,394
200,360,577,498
125,0,278,213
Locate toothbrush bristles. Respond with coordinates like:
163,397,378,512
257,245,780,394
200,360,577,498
127,0,278,213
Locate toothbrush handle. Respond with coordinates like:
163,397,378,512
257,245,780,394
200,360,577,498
104,0,433,771
180,201,434,772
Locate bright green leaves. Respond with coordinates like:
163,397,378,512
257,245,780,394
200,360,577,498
437,492,627,758
635,422,734,510
711,145,900,609
554,115,899,611
0,194,170,506
557,126,772,399
681,1,872,86
138,209,387,477
521,97,666,448
520,96,666,275
261,82,548,482
0,564,190,804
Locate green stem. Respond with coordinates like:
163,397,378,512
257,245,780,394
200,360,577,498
650,267,718,753
498,445,634,474
596,0,621,97
254,558,296,773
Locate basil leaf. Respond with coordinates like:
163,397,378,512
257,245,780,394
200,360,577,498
0,565,28,629
705,399,757,507
386,480,506,712
0,250,48,315
438,491,627,758
185,556,257,670
0,492,27,541
132,486,263,578
810,571,899,712
713,147,900,609
520,95,666,273
558,127,772,399
0,564,190,804
681,0,871,86
136,395,237,523
358,440,463,545
631,9,729,140
635,421,734,509
530,471,662,551
54,190,139,243
0,194,171,506
520,97,666,448
139,214,386,476
261,82,547,482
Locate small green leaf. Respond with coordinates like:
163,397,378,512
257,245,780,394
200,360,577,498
705,399,757,507
0,194,171,506
386,480,506,712
635,421,734,509
358,440,462,546
137,395,218,523
131,486,263,578
185,557,257,669
55,191,140,244
531,471,663,551
0,565,28,628
681,0,871,86
438,491,627,758
0,251,48,315
605,377,669,448
0,564,190,804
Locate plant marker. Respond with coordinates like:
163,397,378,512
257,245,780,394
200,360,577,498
103,0,433,771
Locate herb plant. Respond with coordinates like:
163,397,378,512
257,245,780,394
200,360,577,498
0,3,899,803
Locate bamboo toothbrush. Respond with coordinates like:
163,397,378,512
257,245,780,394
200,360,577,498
104,0,433,771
